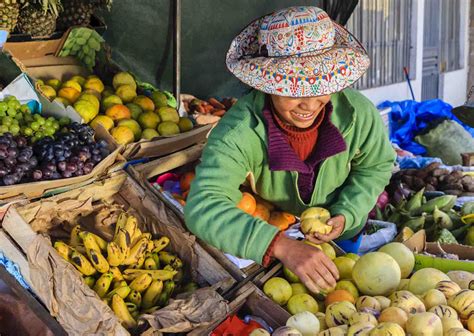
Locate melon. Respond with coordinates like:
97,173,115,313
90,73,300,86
369,322,405,336
397,279,410,291
389,290,426,314
423,289,447,310
378,243,415,278
315,312,328,331
374,296,391,310
318,325,348,336
428,305,459,319
406,312,443,336
445,328,472,336
349,312,378,326
378,307,408,330
441,317,464,335
325,301,357,328
356,296,382,313
447,289,474,319
347,322,374,336
408,268,450,295
287,311,320,336
447,271,474,289
273,326,303,336
435,280,461,299
352,252,401,296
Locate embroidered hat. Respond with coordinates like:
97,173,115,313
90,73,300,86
226,6,370,97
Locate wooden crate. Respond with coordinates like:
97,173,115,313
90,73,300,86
2,171,236,335
128,144,265,281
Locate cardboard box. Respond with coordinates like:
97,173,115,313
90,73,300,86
403,230,474,272
2,171,236,335
128,144,266,282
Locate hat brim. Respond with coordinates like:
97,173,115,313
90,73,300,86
226,20,370,97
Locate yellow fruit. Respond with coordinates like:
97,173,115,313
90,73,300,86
105,104,131,122
151,90,168,108
58,87,81,103
62,80,82,93
70,75,86,86
389,290,426,315
116,84,137,104
467,314,474,332
378,243,415,279
349,312,378,326
356,296,382,314
102,95,123,112
335,280,359,300
423,289,447,310
110,126,135,145
441,318,464,335
157,106,179,123
345,253,360,261
369,322,405,336
157,121,180,136
90,115,114,131
40,85,57,100
74,100,98,123
141,128,159,140
378,307,408,329
138,111,160,129
408,268,450,295
286,311,321,336
133,95,155,112
263,277,292,306
46,79,61,91
84,78,105,93
319,326,348,336
325,301,357,328
353,252,401,296
374,296,391,310
36,79,44,86
300,207,332,235
333,257,355,280
347,322,374,336
291,283,309,296
287,293,319,315
303,240,323,250
78,93,100,110
406,312,442,336
126,103,143,120
283,266,300,283
178,117,194,132
447,289,474,319
113,72,136,90
102,87,115,98
83,89,101,100
54,97,70,107
320,243,336,260
435,281,462,299
118,119,142,141
429,305,458,319
398,279,410,291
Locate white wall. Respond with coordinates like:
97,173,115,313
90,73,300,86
360,0,469,107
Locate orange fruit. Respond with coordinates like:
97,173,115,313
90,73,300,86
237,192,256,215
268,211,295,231
325,289,356,306
58,87,81,103
105,104,131,122
253,203,271,221
84,78,105,93
133,95,155,112
179,171,195,191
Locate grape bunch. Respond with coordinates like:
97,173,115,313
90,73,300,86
0,133,38,186
33,122,110,180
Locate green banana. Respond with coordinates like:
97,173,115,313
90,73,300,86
129,273,153,292
433,206,453,229
70,250,96,276
406,188,424,212
111,294,137,329
69,225,82,247
159,251,183,269
157,280,175,307
142,280,163,309
181,282,199,294
107,242,125,267
84,276,96,289
127,290,142,308
54,241,72,261
123,269,177,282
173,268,184,283
93,272,114,298
152,237,170,253
107,285,131,299
87,248,110,273
144,257,158,270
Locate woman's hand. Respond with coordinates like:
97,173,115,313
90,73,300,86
273,236,339,294
305,215,345,244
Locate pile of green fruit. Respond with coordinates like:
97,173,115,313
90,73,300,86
54,212,197,330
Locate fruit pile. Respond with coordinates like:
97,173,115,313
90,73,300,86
186,97,237,117
262,242,474,336
381,189,474,246
237,191,297,230
54,212,195,330
38,72,194,146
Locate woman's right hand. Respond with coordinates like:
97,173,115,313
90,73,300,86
273,236,339,294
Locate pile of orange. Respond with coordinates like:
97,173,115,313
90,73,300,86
237,192,296,230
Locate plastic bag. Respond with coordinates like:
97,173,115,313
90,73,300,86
378,99,474,155
359,220,398,254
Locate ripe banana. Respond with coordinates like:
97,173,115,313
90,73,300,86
159,251,183,269
144,257,158,270
87,248,110,273
81,232,101,253
93,272,114,298
115,228,132,256
114,212,128,240
54,241,72,261
142,280,163,309
113,280,128,289
146,240,154,253
107,285,131,299
129,273,152,292
90,233,107,252
124,216,138,239
70,250,96,276
131,256,145,269
84,276,96,289
107,242,125,266
157,280,175,307
130,228,143,246
109,266,124,282
123,269,177,281
152,237,170,253
122,237,148,265
127,290,142,308
111,294,137,329
69,225,82,247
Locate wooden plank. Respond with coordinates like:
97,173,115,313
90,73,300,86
0,229,31,284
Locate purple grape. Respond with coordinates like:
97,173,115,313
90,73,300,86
45,162,56,172
0,150,7,159
57,161,66,172
51,172,61,180
0,168,8,177
7,148,18,158
32,170,42,180
77,151,88,162
74,169,84,177
66,163,77,173
62,170,72,178
4,157,16,167
3,175,16,185
77,161,84,169
16,136,27,148
92,155,102,164
0,143,8,151
29,157,38,167
42,169,52,179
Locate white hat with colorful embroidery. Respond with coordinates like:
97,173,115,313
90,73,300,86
226,6,370,97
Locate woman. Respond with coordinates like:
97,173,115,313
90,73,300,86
184,6,395,294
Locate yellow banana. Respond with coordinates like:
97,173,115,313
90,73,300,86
124,216,138,240
144,257,158,270
158,251,183,269
152,237,170,253
109,266,124,282
130,227,143,246
146,240,154,253
80,232,101,252
70,250,96,276
113,212,128,240
90,233,107,252
113,280,128,289
84,276,96,289
107,285,131,299
111,294,137,329
129,273,153,292
123,269,177,281
157,280,175,306
142,280,163,309
142,306,160,314
127,289,142,308
115,228,132,255
93,272,114,298
54,241,72,261
69,225,82,247
107,242,125,266
132,256,145,269
122,237,148,265
151,252,160,269
87,248,110,273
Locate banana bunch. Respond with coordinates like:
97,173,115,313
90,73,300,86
53,211,196,329
58,27,104,70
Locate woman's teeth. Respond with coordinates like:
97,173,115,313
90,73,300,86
291,110,316,121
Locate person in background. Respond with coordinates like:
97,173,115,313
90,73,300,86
184,6,395,293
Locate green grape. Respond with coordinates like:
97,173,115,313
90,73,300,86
4,96,16,102
30,121,40,131
6,107,17,117
45,127,55,136
24,115,34,123
0,125,9,133
45,119,54,128
20,104,30,113
33,114,42,121
10,124,20,135
11,119,19,125
47,116,55,122
31,135,39,143
52,121,60,130
37,117,45,126
23,127,33,136
2,116,12,126
0,111,6,118
0,102,7,113
35,131,44,139
7,100,19,110
59,117,70,126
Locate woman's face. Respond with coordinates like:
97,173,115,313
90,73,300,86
271,94,331,129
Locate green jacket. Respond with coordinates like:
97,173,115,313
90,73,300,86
184,89,395,264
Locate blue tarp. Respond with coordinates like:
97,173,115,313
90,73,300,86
0,252,30,290
378,99,474,155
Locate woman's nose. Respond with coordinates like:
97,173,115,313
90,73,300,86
299,99,320,111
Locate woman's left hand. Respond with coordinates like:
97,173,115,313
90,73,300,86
305,215,345,244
